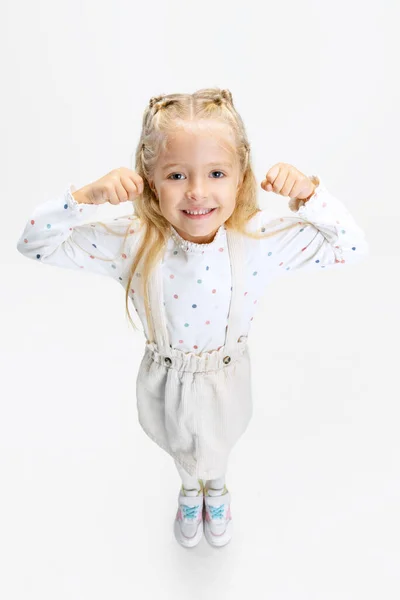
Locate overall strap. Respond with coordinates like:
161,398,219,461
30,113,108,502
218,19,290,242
148,259,170,353
224,228,246,353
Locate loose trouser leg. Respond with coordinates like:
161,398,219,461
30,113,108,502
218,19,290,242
174,459,202,490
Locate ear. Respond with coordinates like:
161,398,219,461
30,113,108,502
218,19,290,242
149,180,157,194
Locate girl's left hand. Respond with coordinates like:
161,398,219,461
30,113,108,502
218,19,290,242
261,163,316,201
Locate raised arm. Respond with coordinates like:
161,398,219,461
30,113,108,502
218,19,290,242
254,175,369,282
16,184,142,279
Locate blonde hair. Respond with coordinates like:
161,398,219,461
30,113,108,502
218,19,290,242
98,87,300,341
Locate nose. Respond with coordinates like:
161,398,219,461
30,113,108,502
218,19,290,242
185,175,208,201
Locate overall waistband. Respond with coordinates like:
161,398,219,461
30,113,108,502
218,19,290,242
143,335,248,373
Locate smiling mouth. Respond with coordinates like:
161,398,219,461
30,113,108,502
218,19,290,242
181,208,217,219
182,208,217,214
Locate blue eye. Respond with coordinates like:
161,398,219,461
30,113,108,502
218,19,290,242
167,171,225,180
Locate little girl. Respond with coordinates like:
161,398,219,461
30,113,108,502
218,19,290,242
16,87,369,549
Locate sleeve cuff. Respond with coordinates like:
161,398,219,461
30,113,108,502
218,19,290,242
65,183,99,214
288,174,326,213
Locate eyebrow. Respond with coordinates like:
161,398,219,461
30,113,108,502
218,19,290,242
161,161,233,170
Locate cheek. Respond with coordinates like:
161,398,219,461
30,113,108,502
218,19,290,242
158,198,176,218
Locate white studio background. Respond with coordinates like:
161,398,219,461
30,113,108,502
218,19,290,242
2,1,399,598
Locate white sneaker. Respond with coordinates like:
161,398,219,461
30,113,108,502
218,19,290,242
173,480,204,548
203,484,233,547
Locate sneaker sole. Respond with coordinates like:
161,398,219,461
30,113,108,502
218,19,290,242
174,517,203,548
204,517,233,547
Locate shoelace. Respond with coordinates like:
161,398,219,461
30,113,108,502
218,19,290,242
208,504,225,519
182,505,200,520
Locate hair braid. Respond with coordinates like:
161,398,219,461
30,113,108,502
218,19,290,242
149,95,164,109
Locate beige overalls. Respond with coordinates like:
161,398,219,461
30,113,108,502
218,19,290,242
135,228,253,480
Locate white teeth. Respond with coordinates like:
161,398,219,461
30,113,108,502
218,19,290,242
184,208,214,215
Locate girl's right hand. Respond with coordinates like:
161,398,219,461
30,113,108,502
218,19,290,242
72,167,144,205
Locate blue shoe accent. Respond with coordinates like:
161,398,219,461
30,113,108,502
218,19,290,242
208,504,225,519
182,505,200,520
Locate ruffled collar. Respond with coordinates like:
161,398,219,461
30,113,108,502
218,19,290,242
169,224,226,254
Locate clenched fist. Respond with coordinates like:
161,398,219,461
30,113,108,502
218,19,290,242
261,163,318,202
72,167,144,205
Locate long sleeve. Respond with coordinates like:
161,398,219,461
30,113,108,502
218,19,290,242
16,184,141,278
253,175,369,282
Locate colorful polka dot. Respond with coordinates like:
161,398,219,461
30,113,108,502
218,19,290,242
26,192,362,356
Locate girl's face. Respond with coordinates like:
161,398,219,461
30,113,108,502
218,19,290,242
150,127,243,244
